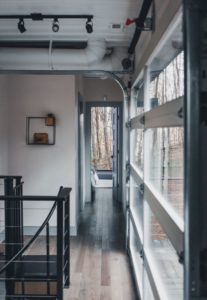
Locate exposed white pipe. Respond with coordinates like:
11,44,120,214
51,40,106,69
0,40,128,71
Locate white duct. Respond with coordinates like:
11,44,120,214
0,40,127,71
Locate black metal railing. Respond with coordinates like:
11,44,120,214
1,176,24,258
0,176,24,298
0,177,71,300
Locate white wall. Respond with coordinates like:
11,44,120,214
0,76,9,178
0,75,124,235
0,75,9,232
7,75,78,234
83,78,123,102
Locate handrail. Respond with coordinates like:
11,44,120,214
13,182,24,191
0,195,67,201
0,176,22,179
0,187,71,275
13,181,24,196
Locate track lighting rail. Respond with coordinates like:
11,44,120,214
0,13,94,34
0,14,94,20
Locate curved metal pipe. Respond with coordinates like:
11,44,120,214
82,70,129,98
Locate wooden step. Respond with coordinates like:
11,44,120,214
15,255,57,280
14,281,57,296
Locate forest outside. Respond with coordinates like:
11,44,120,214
91,107,113,171
143,52,184,300
135,51,184,218
149,51,184,218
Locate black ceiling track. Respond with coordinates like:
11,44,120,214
0,13,93,20
0,41,88,49
128,0,153,55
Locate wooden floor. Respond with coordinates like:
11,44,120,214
65,188,137,300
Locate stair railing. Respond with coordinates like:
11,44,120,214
0,185,71,300
0,176,24,297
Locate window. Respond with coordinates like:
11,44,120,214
144,203,183,300
131,129,144,173
130,176,144,232
129,219,143,296
143,270,154,300
150,52,184,107
128,14,184,300
146,127,184,218
136,85,144,115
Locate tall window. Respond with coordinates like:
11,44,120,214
128,25,184,299
150,52,184,105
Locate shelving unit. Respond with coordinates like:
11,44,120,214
26,115,56,145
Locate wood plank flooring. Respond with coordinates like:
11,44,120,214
65,188,137,300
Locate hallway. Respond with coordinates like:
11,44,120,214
65,188,137,300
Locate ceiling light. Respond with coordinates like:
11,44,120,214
86,18,93,34
18,18,26,34
52,18,59,33
122,57,132,70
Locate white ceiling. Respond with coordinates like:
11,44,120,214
0,0,141,47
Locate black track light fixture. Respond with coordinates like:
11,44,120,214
1,14,94,33
18,18,26,33
86,18,93,34
52,17,59,33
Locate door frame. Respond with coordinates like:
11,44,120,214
85,101,123,204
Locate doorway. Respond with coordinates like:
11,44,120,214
85,102,123,204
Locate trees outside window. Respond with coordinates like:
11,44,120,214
91,107,113,171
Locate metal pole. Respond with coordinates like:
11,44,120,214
46,222,50,295
4,178,14,259
57,201,63,300
4,177,15,296
15,177,22,251
64,196,70,288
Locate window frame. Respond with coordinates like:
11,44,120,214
128,25,184,298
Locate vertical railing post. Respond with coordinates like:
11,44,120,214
15,177,23,251
4,177,15,296
19,181,24,249
57,200,63,300
4,178,15,259
46,222,50,295
64,195,70,287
